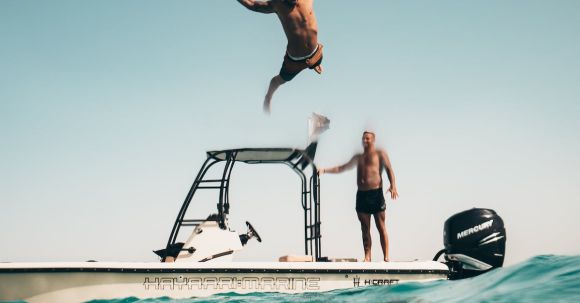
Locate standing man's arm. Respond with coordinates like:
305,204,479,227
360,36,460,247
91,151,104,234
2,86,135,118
380,150,399,200
318,155,358,175
236,0,275,14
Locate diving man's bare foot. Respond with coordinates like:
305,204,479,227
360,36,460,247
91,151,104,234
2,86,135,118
263,93,272,114
263,75,285,115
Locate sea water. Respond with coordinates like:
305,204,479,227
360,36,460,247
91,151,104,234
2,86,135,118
11,255,580,303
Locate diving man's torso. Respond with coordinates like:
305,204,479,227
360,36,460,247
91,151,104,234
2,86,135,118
272,0,318,57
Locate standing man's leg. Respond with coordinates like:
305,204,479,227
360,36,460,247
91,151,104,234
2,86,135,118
357,212,372,262
263,75,286,114
373,211,389,262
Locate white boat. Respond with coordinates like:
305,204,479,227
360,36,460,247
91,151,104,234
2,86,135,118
0,145,506,302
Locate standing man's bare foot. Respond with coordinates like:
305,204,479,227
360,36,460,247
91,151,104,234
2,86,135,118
363,253,371,262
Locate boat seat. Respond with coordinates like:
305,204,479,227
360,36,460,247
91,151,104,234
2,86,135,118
278,255,314,262
328,258,358,262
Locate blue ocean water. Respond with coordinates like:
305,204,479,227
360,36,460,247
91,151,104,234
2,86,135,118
82,255,580,303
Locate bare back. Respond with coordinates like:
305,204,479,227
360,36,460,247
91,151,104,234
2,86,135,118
356,151,384,191
271,0,318,56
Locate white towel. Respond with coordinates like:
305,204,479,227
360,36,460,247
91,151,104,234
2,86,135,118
308,112,330,143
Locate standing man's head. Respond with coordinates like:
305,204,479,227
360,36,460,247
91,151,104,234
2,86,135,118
362,131,376,150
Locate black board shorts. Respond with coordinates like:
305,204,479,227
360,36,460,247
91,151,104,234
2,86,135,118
356,188,386,214
279,44,324,81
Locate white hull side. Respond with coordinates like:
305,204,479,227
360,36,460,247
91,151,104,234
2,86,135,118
0,261,448,302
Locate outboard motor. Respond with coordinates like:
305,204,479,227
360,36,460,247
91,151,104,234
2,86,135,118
434,208,506,279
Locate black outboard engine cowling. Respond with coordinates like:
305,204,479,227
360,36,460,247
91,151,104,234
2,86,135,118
440,208,506,279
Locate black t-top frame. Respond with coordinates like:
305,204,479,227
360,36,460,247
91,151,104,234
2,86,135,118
163,143,323,261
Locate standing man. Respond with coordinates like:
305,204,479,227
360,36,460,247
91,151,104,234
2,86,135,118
318,131,399,262
236,0,323,114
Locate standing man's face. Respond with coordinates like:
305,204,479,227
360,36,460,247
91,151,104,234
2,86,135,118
362,133,375,149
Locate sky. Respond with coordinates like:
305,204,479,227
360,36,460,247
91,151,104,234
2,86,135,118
1,0,579,266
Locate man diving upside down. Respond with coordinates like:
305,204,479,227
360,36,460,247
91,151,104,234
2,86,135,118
236,0,323,114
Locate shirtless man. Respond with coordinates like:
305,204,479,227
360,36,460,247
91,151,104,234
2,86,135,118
236,0,323,113
318,131,399,262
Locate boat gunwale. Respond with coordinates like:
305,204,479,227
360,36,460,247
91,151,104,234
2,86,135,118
0,261,449,275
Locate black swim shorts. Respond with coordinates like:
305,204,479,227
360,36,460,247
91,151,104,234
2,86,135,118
279,44,324,81
356,188,386,214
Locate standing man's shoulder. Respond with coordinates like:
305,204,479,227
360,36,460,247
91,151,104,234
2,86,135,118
377,148,396,171
348,153,362,169
377,148,390,161
377,148,387,154
344,153,361,166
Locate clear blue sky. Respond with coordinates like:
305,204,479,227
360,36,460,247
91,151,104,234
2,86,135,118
1,0,579,265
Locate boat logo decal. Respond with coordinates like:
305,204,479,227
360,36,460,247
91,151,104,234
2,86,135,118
143,276,320,291
457,220,494,240
352,275,399,287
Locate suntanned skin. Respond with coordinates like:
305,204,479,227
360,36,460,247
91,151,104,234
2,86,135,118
236,0,319,113
319,132,399,262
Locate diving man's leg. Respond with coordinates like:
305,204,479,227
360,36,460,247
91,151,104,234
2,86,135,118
263,75,286,114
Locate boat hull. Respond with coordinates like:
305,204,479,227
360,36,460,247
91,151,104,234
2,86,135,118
0,261,448,302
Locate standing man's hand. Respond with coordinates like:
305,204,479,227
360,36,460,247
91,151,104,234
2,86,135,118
317,167,325,176
388,185,399,200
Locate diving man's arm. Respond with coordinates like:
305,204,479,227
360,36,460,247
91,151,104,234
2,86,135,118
237,0,275,14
